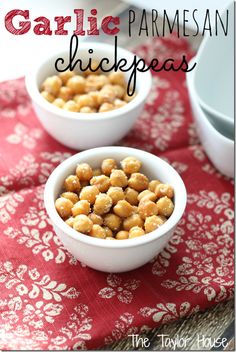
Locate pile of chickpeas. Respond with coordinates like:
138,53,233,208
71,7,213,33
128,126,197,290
40,63,135,113
55,157,175,240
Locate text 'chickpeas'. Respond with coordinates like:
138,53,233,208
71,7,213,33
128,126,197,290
55,156,175,240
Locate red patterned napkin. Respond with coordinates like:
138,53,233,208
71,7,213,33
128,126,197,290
0,37,234,350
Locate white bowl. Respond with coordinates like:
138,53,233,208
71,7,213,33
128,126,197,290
44,147,187,273
193,2,234,138
25,42,152,150
186,58,234,178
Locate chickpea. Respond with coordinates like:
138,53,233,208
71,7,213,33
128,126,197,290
109,72,126,86
101,159,117,176
114,99,127,109
106,236,116,240
76,163,93,181
132,206,138,214
124,91,137,103
64,175,81,193
42,75,62,95
59,70,75,84
124,187,139,205
110,169,128,188
90,175,110,192
156,196,174,217
88,213,103,226
63,100,79,112
74,94,95,109
149,180,161,192
97,87,116,105
128,173,149,192
94,194,112,215
138,200,158,219
72,200,90,216
61,192,79,204
80,107,96,113
121,157,142,174
113,200,133,218
85,74,109,91
112,85,125,99
89,224,106,239
116,231,129,240
55,197,73,219
103,226,113,238
123,214,144,231
104,213,121,231
41,91,55,103
144,215,165,233
129,226,145,238
155,184,174,199
80,180,90,188
79,185,99,204
52,98,65,108
138,190,157,203
93,168,102,176
99,103,114,113
66,75,86,94
107,187,125,204
84,61,101,76
88,91,100,108
65,217,74,228
73,214,93,233
58,86,73,101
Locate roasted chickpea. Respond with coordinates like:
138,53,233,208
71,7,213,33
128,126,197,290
72,200,90,216
93,168,102,176
149,180,161,192
155,184,174,199
64,175,81,193
107,187,125,204
94,194,112,215
79,185,99,204
65,217,74,228
144,215,165,233
138,200,158,219
74,94,95,109
138,190,157,203
58,86,73,101
99,102,114,113
52,98,65,108
116,231,129,240
41,91,54,103
104,213,121,231
129,226,145,238
66,75,86,94
90,175,110,192
89,224,106,239
101,159,117,176
84,61,101,76
113,200,133,218
156,196,174,217
123,214,144,231
106,236,116,240
80,106,96,113
124,91,137,103
111,85,125,99
55,197,73,219
63,100,79,112
73,214,93,233
88,91,100,108
121,157,142,174
114,99,127,109
88,213,103,225
128,173,149,192
103,226,113,238
97,87,116,105
124,187,139,205
59,70,75,84
110,169,128,188
109,71,126,86
86,74,109,91
76,163,93,181
61,192,79,204
42,75,62,95
80,180,90,188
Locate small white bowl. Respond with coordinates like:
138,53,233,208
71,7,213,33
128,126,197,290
44,147,187,273
193,2,234,138
186,58,234,178
25,42,152,150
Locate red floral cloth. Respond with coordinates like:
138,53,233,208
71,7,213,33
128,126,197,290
0,37,234,350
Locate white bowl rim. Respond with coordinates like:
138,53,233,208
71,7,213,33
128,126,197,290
25,41,152,121
187,57,234,145
44,146,187,249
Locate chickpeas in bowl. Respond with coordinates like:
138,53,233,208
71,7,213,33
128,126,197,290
44,147,187,272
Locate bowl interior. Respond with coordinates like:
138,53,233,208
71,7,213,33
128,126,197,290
44,147,187,248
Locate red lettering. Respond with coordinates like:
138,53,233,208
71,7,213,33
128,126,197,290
101,16,120,35
5,9,30,35
55,16,71,35
74,9,85,35
88,9,99,35
34,16,52,35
